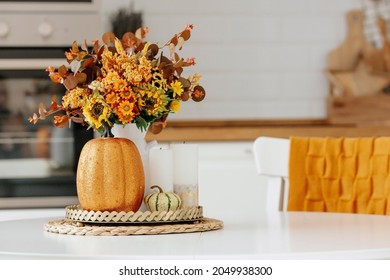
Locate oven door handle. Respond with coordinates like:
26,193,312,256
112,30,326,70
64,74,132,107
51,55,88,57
0,58,68,70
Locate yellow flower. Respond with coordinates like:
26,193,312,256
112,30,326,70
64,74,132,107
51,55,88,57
136,86,169,117
62,87,91,109
83,95,111,129
113,79,127,91
104,71,120,85
170,100,181,113
120,87,135,100
151,70,167,89
105,92,119,105
117,100,135,124
170,81,184,97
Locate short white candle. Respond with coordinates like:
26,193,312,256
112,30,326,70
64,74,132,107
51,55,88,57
171,143,199,207
148,146,173,192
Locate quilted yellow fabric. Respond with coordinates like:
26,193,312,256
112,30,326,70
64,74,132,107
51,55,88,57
288,137,390,215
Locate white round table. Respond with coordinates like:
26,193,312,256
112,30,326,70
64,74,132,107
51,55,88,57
1,209,390,259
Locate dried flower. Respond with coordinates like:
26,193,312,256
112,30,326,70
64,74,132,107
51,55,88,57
28,25,206,135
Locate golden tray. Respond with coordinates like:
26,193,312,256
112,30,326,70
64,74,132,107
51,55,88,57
65,205,203,225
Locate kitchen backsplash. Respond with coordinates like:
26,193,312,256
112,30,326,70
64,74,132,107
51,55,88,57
101,0,362,121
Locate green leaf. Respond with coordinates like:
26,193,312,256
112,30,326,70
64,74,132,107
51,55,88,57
134,116,148,132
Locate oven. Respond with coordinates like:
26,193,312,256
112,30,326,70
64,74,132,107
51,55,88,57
0,0,101,208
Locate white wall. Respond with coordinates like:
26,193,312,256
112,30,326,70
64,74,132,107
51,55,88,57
101,0,362,121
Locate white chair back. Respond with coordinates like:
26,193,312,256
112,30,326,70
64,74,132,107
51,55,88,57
253,137,290,212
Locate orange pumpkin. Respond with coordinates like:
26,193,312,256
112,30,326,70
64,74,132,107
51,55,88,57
76,137,145,212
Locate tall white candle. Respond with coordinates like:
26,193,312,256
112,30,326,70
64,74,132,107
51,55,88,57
148,146,173,192
171,143,199,208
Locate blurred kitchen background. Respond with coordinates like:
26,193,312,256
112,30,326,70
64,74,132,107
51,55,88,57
2,0,390,222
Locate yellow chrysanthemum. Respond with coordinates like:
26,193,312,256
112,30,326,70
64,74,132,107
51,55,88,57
170,81,184,98
170,100,181,113
82,95,111,129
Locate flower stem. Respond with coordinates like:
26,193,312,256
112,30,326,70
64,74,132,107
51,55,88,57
102,121,114,138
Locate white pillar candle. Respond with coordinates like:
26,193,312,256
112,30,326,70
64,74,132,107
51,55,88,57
171,143,199,208
148,146,173,193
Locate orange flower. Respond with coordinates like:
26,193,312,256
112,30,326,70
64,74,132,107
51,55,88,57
113,79,127,91
118,100,135,116
120,88,135,100
105,92,120,105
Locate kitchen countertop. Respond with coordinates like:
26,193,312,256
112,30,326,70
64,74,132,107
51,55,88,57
145,119,390,142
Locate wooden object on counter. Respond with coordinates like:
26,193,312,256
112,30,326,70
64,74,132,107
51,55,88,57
326,10,389,98
145,120,390,142
326,9,390,125
327,94,390,125
327,60,389,97
327,10,385,73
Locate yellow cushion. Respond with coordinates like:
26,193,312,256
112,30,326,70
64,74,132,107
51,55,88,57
288,137,390,215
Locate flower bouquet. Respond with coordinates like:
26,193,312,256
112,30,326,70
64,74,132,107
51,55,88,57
28,24,205,136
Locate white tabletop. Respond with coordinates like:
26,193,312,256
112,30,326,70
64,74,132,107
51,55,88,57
1,209,390,260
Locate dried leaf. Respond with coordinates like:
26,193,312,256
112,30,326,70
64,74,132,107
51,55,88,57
49,73,63,84
180,91,190,101
54,115,70,128
71,41,79,53
70,116,84,124
135,27,149,40
178,77,191,89
180,29,191,41
169,43,176,55
175,66,183,76
58,65,68,77
81,57,94,68
174,59,185,68
70,60,81,74
38,103,47,115
75,72,87,84
28,113,38,124
48,101,58,112
148,44,159,57
63,75,79,90
191,85,206,102
92,39,99,54
122,32,138,49
177,37,185,50
102,32,116,45
81,40,88,52
174,53,180,62
170,35,178,46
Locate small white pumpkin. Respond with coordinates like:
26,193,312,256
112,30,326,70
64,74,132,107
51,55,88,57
144,185,182,212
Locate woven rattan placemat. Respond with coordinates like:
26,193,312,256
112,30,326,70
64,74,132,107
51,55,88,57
44,218,224,236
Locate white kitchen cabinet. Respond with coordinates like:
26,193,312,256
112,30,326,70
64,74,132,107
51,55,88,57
195,142,268,224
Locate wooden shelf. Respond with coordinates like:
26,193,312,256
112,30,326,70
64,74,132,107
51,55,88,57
145,119,390,142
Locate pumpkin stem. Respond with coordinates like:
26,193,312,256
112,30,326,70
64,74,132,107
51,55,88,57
150,185,164,193
101,121,114,138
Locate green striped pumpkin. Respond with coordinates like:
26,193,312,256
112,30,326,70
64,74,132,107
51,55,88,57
144,185,182,212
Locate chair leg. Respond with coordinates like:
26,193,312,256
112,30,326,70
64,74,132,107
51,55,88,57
266,177,285,212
